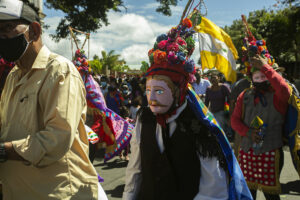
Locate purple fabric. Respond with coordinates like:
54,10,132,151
98,174,104,183
82,74,133,162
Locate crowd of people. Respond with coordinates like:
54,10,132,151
0,0,299,200
94,63,300,153
94,69,244,143
94,75,147,121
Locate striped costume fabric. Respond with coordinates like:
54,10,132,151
187,84,253,200
82,74,133,162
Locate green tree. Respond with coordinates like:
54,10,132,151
280,0,300,7
100,50,121,71
224,7,300,68
99,50,131,73
156,0,182,16
44,0,182,41
45,0,124,41
114,64,130,72
89,55,103,74
140,61,149,73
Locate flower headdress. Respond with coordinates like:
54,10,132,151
145,18,196,105
72,49,92,74
241,15,277,76
241,38,276,75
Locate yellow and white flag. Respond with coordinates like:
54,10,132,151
194,16,238,82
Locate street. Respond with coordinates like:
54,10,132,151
94,148,300,200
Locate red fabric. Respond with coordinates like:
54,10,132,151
91,112,115,145
87,99,96,108
0,66,5,77
146,62,188,83
147,62,189,83
87,99,115,145
156,109,177,128
239,149,278,187
231,64,291,136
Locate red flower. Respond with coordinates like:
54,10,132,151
182,18,193,28
158,40,168,50
153,50,167,64
166,42,179,52
177,37,187,46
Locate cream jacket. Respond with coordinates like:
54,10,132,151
0,46,98,200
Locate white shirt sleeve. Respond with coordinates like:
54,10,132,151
194,156,229,200
206,80,212,88
122,118,142,200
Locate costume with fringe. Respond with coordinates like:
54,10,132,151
73,50,133,162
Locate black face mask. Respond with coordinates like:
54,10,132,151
0,32,30,62
253,81,270,91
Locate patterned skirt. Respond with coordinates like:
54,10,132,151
238,148,281,194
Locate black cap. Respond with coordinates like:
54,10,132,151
0,0,40,23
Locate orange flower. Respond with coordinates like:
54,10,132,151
148,48,154,56
182,18,193,28
153,49,167,64
258,46,264,53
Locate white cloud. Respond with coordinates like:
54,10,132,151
124,4,135,11
98,13,156,44
121,44,151,65
145,15,155,20
141,2,184,17
42,26,105,61
170,5,185,17
43,16,62,33
42,11,170,68
142,2,160,10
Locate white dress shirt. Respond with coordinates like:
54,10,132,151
192,79,211,95
123,102,228,200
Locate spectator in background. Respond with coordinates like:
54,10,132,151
139,77,148,106
106,86,123,115
93,73,101,85
125,77,132,91
192,70,211,101
100,75,109,97
205,74,230,132
109,76,118,88
117,77,123,88
130,77,143,102
219,73,231,91
120,84,131,108
129,98,141,122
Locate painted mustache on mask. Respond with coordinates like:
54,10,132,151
148,100,168,107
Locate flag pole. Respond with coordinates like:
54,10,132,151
179,0,194,25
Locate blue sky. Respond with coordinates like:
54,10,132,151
42,0,279,69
